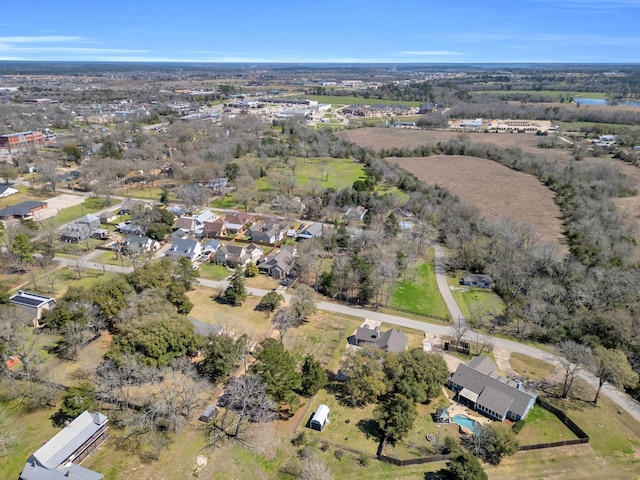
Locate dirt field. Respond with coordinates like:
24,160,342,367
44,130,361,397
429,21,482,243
390,155,566,248
340,127,575,164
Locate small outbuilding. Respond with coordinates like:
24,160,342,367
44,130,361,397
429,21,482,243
436,408,451,424
199,405,218,423
310,404,330,432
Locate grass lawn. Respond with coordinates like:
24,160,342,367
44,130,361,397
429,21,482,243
447,275,505,325
113,185,164,201
0,402,61,480
516,404,577,445
0,184,49,210
509,352,556,380
198,262,232,281
556,120,634,131
186,286,274,339
390,250,449,319
304,95,422,107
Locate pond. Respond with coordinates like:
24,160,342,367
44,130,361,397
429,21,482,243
452,414,480,434
574,97,640,107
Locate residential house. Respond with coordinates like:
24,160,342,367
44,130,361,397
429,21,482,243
166,205,186,217
0,184,18,198
175,216,198,234
460,274,493,288
60,223,93,243
353,324,408,353
249,219,289,244
76,213,101,230
297,222,323,240
116,223,146,236
448,356,537,422
19,410,108,480
0,200,47,219
246,243,264,263
208,177,228,193
216,244,251,268
9,291,56,327
203,218,227,238
203,239,220,254
223,211,254,235
119,198,152,215
189,316,225,336
257,246,296,279
123,235,160,255
97,210,118,224
271,195,305,214
166,238,202,261
345,205,367,222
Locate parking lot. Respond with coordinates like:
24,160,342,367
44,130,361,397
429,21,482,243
34,193,86,220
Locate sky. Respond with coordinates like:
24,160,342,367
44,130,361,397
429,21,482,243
1,0,639,63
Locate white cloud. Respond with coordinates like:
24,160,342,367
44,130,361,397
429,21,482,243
400,50,466,56
0,35,84,44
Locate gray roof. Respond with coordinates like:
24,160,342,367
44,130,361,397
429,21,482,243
476,386,513,418
467,356,498,375
355,326,408,353
0,200,47,218
449,358,536,418
20,411,107,480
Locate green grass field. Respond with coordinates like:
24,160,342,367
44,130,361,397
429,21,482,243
304,95,422,107
447,276,505,327
52,197,105,226
390,252,449,319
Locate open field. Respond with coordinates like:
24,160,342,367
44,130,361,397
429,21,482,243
304,95,422,107
391,155,566,248
340,126,575,164
509,352,556,380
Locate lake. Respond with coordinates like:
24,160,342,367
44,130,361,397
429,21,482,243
575,97,640,107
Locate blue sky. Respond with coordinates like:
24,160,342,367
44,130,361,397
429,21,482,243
1,0,639,63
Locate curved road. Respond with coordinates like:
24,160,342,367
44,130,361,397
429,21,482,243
53,244,640,424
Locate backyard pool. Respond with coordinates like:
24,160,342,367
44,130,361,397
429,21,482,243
452,414,479,434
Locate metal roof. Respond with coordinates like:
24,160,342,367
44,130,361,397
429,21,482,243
10,291,55,308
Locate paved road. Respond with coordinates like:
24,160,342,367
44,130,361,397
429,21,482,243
56,248,640,425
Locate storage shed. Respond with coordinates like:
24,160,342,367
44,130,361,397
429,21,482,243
310,404,330,431
199,405,217,423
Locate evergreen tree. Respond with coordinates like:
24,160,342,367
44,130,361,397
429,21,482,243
299,355,327,396
222,268,247,305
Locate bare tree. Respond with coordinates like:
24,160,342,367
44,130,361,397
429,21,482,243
299,456,334,480
290,284,317,321
38,161,59,196
272,308,299,342
0,306,43,379
555,340,592,399
450,318,469,348
206,374,275,446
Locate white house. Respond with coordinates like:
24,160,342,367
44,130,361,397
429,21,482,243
0,184,18,198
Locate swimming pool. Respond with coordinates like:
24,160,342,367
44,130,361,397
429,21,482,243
452,414,479,434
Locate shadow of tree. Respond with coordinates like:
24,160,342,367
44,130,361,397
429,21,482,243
357,418,380,440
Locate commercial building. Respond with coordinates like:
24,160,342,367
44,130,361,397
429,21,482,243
0,131,44,151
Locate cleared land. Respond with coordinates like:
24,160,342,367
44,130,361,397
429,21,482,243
390,155,566,247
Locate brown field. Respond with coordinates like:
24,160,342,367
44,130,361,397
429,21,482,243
340,127,575,164
390,155,566,247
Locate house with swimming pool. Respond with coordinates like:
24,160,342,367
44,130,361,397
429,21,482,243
448,356,537,422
